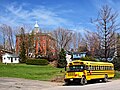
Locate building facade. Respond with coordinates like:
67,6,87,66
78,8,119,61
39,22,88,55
16,22,57,58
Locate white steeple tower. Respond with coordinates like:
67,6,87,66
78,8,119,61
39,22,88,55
34,21,39,34
34,21,39,28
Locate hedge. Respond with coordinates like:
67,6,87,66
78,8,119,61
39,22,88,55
80,56,97,61
26,59,49,65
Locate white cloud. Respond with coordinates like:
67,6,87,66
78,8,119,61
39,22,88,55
0,2,72,30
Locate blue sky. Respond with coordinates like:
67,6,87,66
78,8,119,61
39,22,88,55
0,0,120,33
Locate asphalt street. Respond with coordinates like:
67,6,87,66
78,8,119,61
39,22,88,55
0,77,120,90
42,79,120,90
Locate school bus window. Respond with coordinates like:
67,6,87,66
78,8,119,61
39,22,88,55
91,66,94,70
90,65,92,70
110,66,112,70
89,66,91,70
105,66,106,70
69,65,84,71
95,66,96,70
94,66,95,70
106,66,108,70
96,66,98,70
88,66,90,70
106,66,107,70
94,66,96,70
86,65,89,70
112,67,114,70
99,66,100,70
101,66,102,70
103,66,105,70
95,66,97,70
102,66,103,70
109,66,111,70
98,66,100,70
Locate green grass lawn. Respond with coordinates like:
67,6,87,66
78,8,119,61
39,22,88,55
0,63,120,81
0,63,64,81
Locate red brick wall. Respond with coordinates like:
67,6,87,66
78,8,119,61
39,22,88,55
16,34,56,56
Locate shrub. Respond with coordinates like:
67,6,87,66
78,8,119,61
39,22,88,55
112,57,120,70
26,59,49,65
80,56,97,61
58,59,67,68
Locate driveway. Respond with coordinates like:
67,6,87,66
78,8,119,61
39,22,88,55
0,77,62,90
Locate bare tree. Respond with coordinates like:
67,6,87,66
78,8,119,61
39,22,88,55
0,24,14,51
0,24,6,49
45,34,57,61
116,33,120,57
52,27,73,51
72,32,82,52
84,31,100,57
91,5,120,61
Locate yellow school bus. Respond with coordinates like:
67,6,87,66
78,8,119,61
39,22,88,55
64,60,114,85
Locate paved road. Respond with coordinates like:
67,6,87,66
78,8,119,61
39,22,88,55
42,79,120,90
0,77,120,90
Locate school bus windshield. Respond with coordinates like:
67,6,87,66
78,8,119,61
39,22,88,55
68,65,84,72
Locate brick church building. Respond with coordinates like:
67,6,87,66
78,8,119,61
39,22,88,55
16,22,57,58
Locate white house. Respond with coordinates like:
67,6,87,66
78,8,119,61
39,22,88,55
2,53,19,63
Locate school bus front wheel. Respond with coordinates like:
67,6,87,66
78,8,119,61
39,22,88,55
80,76,87,85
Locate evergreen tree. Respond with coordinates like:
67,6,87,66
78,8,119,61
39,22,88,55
58,48,67,68
28,31,35,57
19,27,26,63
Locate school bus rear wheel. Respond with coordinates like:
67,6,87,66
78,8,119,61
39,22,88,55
102,74,108,82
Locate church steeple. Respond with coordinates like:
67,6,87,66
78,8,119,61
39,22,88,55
34,21,39,28
34,21,39,34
